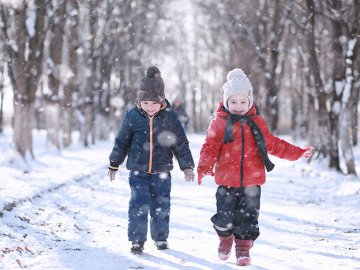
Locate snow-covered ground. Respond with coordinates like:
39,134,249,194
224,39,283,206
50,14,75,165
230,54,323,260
1,130,360,269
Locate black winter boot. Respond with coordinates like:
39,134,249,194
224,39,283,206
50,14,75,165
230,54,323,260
130,242,144,254
155,240,169,250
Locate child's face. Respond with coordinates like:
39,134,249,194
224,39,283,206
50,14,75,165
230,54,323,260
140,101,161,116
227,94,250,115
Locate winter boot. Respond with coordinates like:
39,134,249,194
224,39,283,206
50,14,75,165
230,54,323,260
235,239,253,266
218,235,234,260
130,242,144,255
155,240,169,250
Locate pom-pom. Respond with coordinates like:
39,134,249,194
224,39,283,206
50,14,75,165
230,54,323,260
227,68,247,81
146,66,161,78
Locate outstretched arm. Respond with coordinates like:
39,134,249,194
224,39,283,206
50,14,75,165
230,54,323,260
256,116,313,161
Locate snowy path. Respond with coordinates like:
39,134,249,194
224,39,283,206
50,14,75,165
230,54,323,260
1,134,360,269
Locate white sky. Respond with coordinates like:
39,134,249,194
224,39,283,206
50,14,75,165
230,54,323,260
0,0,23,9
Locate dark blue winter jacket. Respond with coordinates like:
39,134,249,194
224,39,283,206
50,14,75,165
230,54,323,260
109,100,194,173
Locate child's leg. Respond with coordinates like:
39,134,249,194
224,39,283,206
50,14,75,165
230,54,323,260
233,185,261,240
211,186,238,260
233,185,261,265
149,172,172,242
211,186,238,235
128,171,151,244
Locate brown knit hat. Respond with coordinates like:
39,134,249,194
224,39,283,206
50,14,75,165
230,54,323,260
137,66,165,103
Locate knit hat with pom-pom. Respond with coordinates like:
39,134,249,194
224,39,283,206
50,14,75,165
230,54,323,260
222,68,253,110
137,66,165,103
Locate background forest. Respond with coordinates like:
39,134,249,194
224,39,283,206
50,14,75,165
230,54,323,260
0,0,359,176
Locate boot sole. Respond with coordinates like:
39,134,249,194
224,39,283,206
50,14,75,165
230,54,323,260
218,253,231,260
237,257,251,266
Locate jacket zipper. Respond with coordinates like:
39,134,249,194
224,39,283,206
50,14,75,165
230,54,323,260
142,103,166,174
240,121,245,188
147,115,154,173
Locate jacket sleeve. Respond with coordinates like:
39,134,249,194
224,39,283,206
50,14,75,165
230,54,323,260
198,118,223,172
109,112,133,167
172,116,195,170
256,116,304,161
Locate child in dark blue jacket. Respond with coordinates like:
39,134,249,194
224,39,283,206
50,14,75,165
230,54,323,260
108,66,195,255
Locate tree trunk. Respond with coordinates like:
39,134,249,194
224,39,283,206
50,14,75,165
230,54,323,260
191,86,197,132
13,103,34,158
44,103,60,149
340,108,356,174
352,80,359,146
45,0,66,150
339,0,359,175
340,48,357,175
62,101,73,147
305,0,330,157
0,68,3,134
82,103,93,147
98,57,112,140
4,1,46,159
329,2,343,171
62,0,80,147
263,0,285,132
350,0,360,147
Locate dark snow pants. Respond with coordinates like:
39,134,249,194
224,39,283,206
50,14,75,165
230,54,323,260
128,171,171,244
211,185,261,240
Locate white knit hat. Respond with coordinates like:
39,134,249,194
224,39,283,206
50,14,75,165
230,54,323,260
222,68,253,110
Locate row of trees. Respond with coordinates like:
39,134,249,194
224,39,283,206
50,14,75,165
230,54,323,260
0,0,164,157
192,0,360,175
0,0,359,176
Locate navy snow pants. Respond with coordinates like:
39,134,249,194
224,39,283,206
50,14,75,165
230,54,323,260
211,185,261,240
128,171,171,243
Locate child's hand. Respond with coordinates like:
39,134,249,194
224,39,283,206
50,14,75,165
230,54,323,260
197,166,215,185
198,172,205,185
183,168,195,182
301,146,314,158
107,169,117,181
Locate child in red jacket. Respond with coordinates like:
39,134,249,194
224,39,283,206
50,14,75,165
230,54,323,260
197,68,313,266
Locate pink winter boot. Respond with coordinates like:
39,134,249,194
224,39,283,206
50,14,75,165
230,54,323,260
218,235,234,260
235,239,253,266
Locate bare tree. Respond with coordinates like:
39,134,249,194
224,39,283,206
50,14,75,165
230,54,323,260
0,1,47,158
0,0,358,176
328,0,344,171
303,0,331,158
243,0,291,131
338,0,359,175
196,0,292,131
62,0,79,147
290,0,359,174
44,0,67,150
0,66,4,134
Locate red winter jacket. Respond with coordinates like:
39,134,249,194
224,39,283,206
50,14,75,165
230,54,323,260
198,103,306,188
